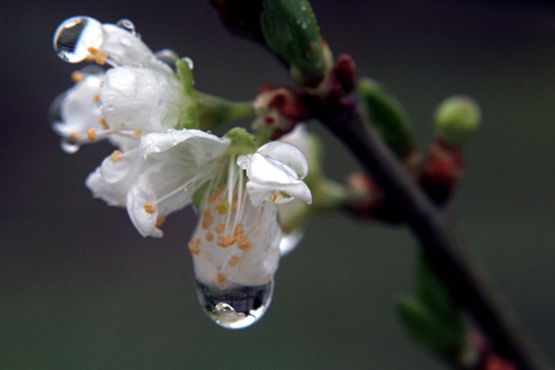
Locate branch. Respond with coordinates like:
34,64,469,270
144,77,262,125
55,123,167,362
318,101,552,370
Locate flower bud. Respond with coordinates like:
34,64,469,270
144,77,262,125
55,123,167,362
435,96,481,147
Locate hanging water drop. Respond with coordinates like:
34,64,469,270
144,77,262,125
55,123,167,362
195,280,274,329
155,49,179,70
279,229,304,256
53,16,103,63
60,138,80,154
116,19,136,34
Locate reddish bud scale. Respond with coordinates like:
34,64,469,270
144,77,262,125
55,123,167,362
419,137,463,205
331,54,357,95
346,172,404,224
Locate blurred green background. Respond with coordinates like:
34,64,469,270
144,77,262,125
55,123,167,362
1,0,554,368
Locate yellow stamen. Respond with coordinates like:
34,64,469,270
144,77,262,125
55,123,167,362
93,94,100,103
188,238,201,255
205,232,214,242
87,46,107,65
68,132,80,143
208,188,224,204
236,234,251,250
216,272,227,285
133,129,143,137
228,255,239,267
110,150,122,162
217,234,235,248
201,210,214,230
143,201,155,214
86,128,97,141
71,71,84,83
215,224,225,234
233,224,244,237
215,201,228,215
99,116,109,130
155,215,166,227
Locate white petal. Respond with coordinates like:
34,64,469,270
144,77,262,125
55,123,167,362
126,161,205,238
86,148,142,206
101,24,170,72
257,141,308,178
246,180,311,206
53,74,104,144
141,129,230,165
100,66,183,133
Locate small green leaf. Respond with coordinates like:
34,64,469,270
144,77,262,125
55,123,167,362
396,297,465,360
435,95,481,147
416,253,459,324
225,127,258,155
357,78,414,159
260,0,327,83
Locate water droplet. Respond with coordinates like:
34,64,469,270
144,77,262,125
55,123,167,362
279,229,304,256
60,138,80,154
154,49,179,69
196,280,274,329
53,16,103,63
116,18,136,34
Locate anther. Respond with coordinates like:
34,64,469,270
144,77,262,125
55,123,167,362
143,201,155,214
228,255,239,267
217,234,235,248
71,71,84,83
99,116,109,130
93,94,100,103
215,224,225,234
68,132,80,143
155,215,166,227
188,238,201,255
110,150,122,162
205,232,214,242
216,272,227,285
86,128,97,141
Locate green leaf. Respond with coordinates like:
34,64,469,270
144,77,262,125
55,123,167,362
416,253,460,324
396,297,465,360
357,78,414,158
260,0,327,83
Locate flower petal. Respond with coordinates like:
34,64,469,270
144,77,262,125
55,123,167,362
141,129,230,165
85,148,141,206
100,66,183,133
256,141,308,178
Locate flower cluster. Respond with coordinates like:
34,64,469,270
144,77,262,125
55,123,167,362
51,16,312,328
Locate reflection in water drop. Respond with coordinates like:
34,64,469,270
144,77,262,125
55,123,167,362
60,138,80,154
196,280,274,329
279,229,304,256
154,49,179,70
116,19,136,34
53,16,103,63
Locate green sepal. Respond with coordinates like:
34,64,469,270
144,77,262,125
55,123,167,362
357,78,414,158
435,96,481,148
396,297,466,360
192,181,210,209
176,59,198,129
225,127,258,155
260,0,327,83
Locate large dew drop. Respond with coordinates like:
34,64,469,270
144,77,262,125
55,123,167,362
196,280,274,329
53,16,103,63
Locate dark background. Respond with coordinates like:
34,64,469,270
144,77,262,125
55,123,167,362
1,0,554,369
